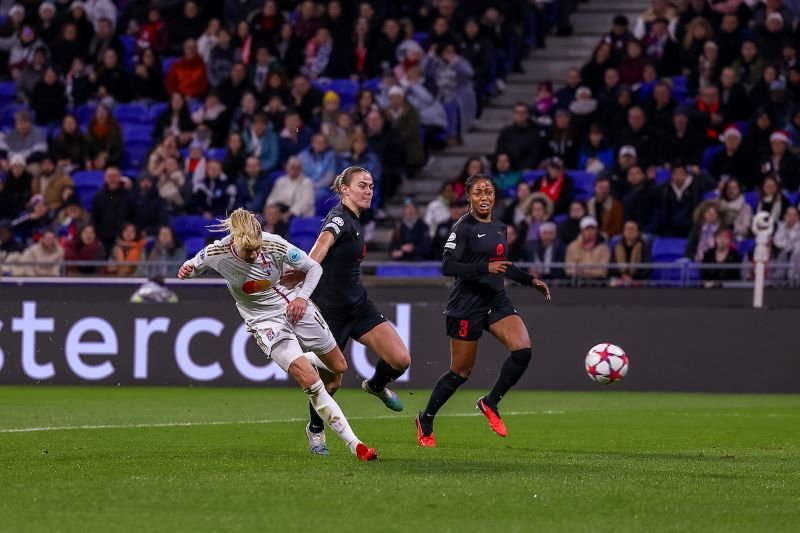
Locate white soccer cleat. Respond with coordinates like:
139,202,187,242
305,423,329,456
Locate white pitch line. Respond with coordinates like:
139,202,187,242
0,410,565,434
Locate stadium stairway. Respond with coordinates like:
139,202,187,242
372,0,647,251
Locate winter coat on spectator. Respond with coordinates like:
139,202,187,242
532,173,575,216
52,35,87,76
459,32,494,97
51,130,88,170
721,194,753,240
611,238,651,280
756,193,789,222
426,54,477,136
424,196,451,238
384,103,425,170
495,122,544,171
367,123,405,183
617,124,662,167
108,238,146,277
759,154,800,192
404,82,448,129
16,240,64,276
701,246,741,282
165,56,209,99
577,142,614,176
731,55,766,93
90,185,134,253
0,169,32,217
95,64,133,103
663,124,705,166
266,174,315,217
30,79,67,126
132,187,169,237
88,34,124,67
2,125,48,162
580,56,613,93
623,179,658,233
208,43,236,88
87,120,123,167
65,70,93,107
243,126,279,171
157,168,186,211
339,147,382,184
32,171,73,212
192,172,237,216
774,219,800,252
64,238,105,276
656,175,709,237
718,82,752,122
709,147,756,185
192,103,230,148
389,218,431,261
530,239,566,279
133,64,167,102
142,241,187,278
565,236,610,279
587,195,625,237
279,126,313,165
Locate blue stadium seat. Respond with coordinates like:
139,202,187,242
316,192,337,216
148,102,167,123
0,103,26,128
671,75,688,102
702,190,719,201
787,191,798,206
162,56,180,76
608,235,622,251
737,238,755,257
328,79,359,108
184,237,207,258
652,238,687,262
123,124,153,142
522,170,545,184
119,35,136,69
443,99,459,138
289,217,322,236
124,141,151,169
655,168,671,185
569,171,596,199
552,213,567,225
114,102,149,124
0,80,16,102
701,145,723,171
361,78,380,92
71,170,105,188
173,215,212,240
413,32,429,44
376,265,442,277
75,104,96,126
75,185,99,210
743,191,759,211
206,147,227,161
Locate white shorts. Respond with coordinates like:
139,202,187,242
248,302,337,373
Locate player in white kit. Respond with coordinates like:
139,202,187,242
177,208,378,461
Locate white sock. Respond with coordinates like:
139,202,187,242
304,379,360,454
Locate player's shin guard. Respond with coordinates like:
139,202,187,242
419,371,467,434
366,359,407,393
486,348,532,407
304,379,361,453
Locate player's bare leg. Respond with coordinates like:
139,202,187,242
288,351,377,461
359,322,410,411
478,315,533,437
416,339,478,447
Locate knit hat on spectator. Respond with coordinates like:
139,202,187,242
579,216,599,230
770,130,791,145
767,12,784,26
70,1,86,12
719,126,741,142
38,2,55,16
323,90,341,104
619,145,637,158
10,154,26,167
387,85,404,98
539,221,557,235
9,4,24,18
547,156,564,168
613,15,629,27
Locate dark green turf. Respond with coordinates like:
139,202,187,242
1,387,799,532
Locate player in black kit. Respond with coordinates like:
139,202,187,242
415,174,550,447
282,166,411,455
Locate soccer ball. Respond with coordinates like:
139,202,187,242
585,343,629,384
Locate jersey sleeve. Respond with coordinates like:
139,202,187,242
188,240,221,277
282,243,323,300
441,221,488,279
321,209,349,242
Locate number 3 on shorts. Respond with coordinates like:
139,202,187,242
458,319,469,338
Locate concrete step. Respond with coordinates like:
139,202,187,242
399,176,449,196
417,153,469,178
580,1,644,13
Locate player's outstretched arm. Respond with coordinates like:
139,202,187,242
279,231,334,287
504,263,551,301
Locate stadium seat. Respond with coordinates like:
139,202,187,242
123,124,153,142
413,32,429,44
0,80,15,102
162,56,180,76
737,239,755,257
655,169,671,185
702,190,719,201
148,102,167,122
114,102,149,124
701,145,723,171
608,235,622,251
75,185,99,210
361,78,380,92
184,237,207,258
743,191,759,211
787,191,798,206
316,192,337,215
173,215,212,240
522,170,545,184
651,238,687,262
376,265,442,277
0,103,26,128
289,217,322,236
75,104,96,126
119,35,136,69
569,171,596,200
71,170,105,188
206,147,227,161
124,141,151,169
552,214,567,225
671,75,688,102
328,79,359,108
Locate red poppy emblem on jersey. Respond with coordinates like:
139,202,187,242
242,279,272,294
496,244,505,256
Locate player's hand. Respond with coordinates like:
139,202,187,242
532,278,551,301
178,262,194,279
286,297,307,324
488,261,511,274
280,269,307,288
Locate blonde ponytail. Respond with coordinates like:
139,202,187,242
208,208,262,250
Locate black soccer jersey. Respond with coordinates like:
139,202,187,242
442,213,532,318
314,202,367,308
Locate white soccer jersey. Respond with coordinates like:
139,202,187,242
189,232,321,326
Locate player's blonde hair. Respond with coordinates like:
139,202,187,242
209,208,262,250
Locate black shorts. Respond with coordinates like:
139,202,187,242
445,293,518,341
318,298,387,350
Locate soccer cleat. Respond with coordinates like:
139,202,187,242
305,423,329,456
355,442,379,461
476,397,507,437
362,380,404,412
415,413,436,448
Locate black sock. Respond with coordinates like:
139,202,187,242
486,348,532,408
366,359,406,393
419,371,468,434
308,400,325,433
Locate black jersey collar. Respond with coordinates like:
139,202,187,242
340,202,360,220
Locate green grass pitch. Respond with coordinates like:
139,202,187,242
1,387,799,532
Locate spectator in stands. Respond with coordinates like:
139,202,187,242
302,26,348,79
289,74,323,126
52,115,87,173
619,106,661,167
107,222,145,277
611,220,651,285
495,103,543,171
663,108,704,166
153,93,195,147
577,123,614,176
90,168,133,256
86,104,123,169
191,159,237,217
774,206,800,253
53,197,87,245
731,40,765,93
154,156,186,212
390,199,431,261
756,174,789,222
18,45,47,103
216,63,254,113
709,126,751,185
16,229,63,277
505,223,529,263
431,199,467,259
132,175,169,237
557,200,586,245
266,156,315,218
222,133,247,179
0,155,32,217
52,22,85,75
166,39,208,99
249,46,281,94
142,225,186,278
242,113,279,172
339,130,382,188
404,66,448,151
718,67,752,122
273,22,305,78
298,133,336,191
454,156,487,199
137,7,169,56
530,222,565,280
384,85,425,173
375,18,403,73
365,110,404,198
633,0,678,40
64,56,93,108
324,112,356,156
132,47,167,102
607,145,639,198
207,29,234,88
94,48,133,104
427,42,476,139
568,87,599,142
197,18,221,63
760,130,800,191
763,78,791,128
351,89,379,126
2,110,48,164
701,228,741,286
493,152,522,193
501,181,532,226
533,80,556,120
521,194,554,248
618,39,648,86
424,181,456,238
88,18,124,67
691,85,726,146
565,216,610,280
30,67,66,126
645,82,676,135
600,83,633,137
623,165,658,234
687,200,730,260
720,178,753,240
14,194,53,244
657,162,711,237
533,157,574,216
556,68,583,108
320,90,343,133
581,42,614,92
32,155,72,212
0,219,24,261
546,109,579,168
587,176,624,238
192,92,229,148
235,156,270,212
753,0,796,30
261,203,289,240
278,111,313,164
743,110,775,165
229,91,259,135
458,18,493,116
689,38,721,96
595,68,622,107
170,1,206,53
644,18,680,77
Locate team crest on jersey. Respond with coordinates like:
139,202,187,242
265,328,275,341
332,216,344,227
286,247,303,264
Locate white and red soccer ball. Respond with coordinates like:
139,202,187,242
585,343,629,384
